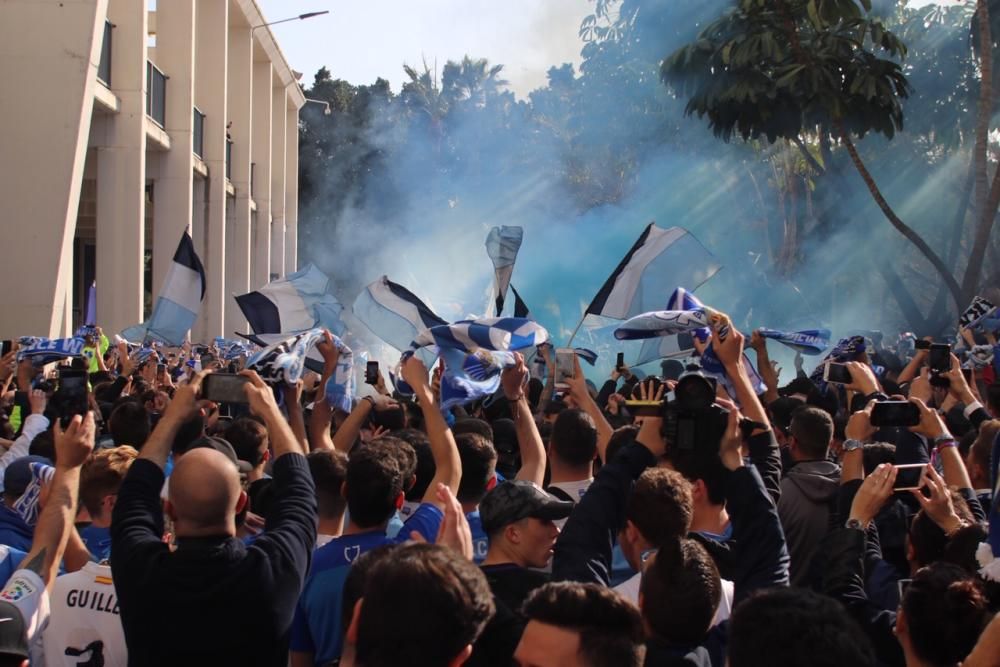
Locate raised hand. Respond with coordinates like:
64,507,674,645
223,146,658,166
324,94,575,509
849,463,897,527
908,396,949,439
29,388,47,416
54,412,96,469
911,465,962,535
240,370,281,420
501,352,529,401
411,483,474,561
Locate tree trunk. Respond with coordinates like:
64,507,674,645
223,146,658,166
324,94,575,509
963,0,997,303
837,124,964,309
875,262,930,333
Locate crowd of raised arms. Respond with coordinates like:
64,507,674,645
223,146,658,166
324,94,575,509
2,318,1000,667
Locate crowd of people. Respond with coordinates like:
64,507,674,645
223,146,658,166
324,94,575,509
0,318,999,667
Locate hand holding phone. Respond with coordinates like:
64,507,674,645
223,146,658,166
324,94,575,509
870,401,921,428
366,361,380,386
615,352,625,371
928,344,951,373
893,464,927,491
823,362,853,385
555,348,575,387
201,373,251,404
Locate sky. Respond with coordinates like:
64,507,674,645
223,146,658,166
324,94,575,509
256,0,593,98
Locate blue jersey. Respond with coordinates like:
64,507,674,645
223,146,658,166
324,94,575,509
290,503,443,663
466,511,489,564
0,544,27,586
80,524,112,562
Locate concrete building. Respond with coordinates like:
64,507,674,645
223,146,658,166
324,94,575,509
0,0,305,341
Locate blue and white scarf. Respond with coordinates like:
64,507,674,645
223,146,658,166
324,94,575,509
13,462,54,527
757,328,830,356
247,328,326,386
16,337,85,366
322,335,355,414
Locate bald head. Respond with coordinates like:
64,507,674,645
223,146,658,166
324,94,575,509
168,448,244,537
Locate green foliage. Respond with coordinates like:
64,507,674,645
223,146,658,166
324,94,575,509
661,0,911,142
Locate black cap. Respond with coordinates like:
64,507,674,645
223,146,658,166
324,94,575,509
185,436,253,475
480,481,575,535
0,601,28,658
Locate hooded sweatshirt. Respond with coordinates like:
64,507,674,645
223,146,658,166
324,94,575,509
777,459,840,587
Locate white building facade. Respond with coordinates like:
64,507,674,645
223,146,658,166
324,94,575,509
0,0,304,341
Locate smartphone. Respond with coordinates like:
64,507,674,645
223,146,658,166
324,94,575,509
201,373,250,404
366,361,379,385
893,464,927,491
57,368,90,426
823,362,853,385
928,344,951,373
870,401,921,428
915,339,931,351
1,340,11,357
555,348,576,386
616,352,625,371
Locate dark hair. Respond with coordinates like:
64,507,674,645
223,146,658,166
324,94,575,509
968,420,1000,480
520,582,644,667
640,538,720,645
393,429,435,502
109,401,150,450
767,397,805,435
909,491,974,567
543,398,567,417
369,405,406,432
386,438,417,492
550,409,597,468
861,442,896,475
346,440,405,528
789,406,833,460
626,469,693,547
28,429,55,460
171,413,205,456
225,417,268,467
341,544,399,631
308,449,348,520
452,418,494,443
902,562,989,666
606,424,639,465
728,587,876,667
527,378,544,411
455,433,497,505
985,383,1000,414
355,543,494,667
663,447,728,506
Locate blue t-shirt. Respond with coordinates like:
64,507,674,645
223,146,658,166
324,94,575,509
290,503,443,663
0,544,27,585
79,524,112,562
466,511,488,564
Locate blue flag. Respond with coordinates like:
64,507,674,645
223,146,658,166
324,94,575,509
235,263,346,335
757,328,830,356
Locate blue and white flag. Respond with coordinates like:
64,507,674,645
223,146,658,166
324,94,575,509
614,310,714,340
666,287,713,341
574,348,598,366
73,325,98,340
247,328,326,386
123,232,206,346
320,335,356,414
235,263,346,336
438,347,515,410
486,226,523,316
353,276,447,364
412,317,548,353
13,462,54,527
700,345,766,403
16,337,85,366
757,328,831,356
585,225,722,320
511,285,531,319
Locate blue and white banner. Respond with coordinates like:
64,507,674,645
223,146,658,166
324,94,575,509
757,328,831,356
960,296,997,330
438,347,515,410
321,335,356,414
13,461,54,527
247,328,326,386
700,345,766,403
511,285,531,319
352,276,447,365
412,317,548,353
16,337,85,365
235,263,346,336
486,226,523,316
574,348,598,366
614,310,713,341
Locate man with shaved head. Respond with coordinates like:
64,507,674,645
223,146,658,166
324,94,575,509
110,370,317,666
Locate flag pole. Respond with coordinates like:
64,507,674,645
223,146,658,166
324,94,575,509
566,314,587,347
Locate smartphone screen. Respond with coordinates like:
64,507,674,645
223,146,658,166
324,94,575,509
366,361,379,385
824,362,853,385
893,464,926,491
555,348,575,385
201,373,250,404
928,344,951,373
1,340,11,357
870,401,921,428
616,352,625,370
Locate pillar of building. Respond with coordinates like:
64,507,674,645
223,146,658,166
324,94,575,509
269,86,287,279
225,21,254,333
250,57,272,288
192,0,228,341
151,0,195,303
0,0,108,337
94,0,147,335
284,97,299,273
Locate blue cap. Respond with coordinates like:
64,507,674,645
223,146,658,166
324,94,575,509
3,455,52,496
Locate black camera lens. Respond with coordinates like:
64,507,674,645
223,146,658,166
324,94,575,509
674,374,716,411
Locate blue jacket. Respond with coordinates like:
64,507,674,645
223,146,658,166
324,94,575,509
0,503,33,552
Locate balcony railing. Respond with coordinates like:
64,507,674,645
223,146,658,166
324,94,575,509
193,107,205,158
226,139,233,180
146,61,167,127
98,20,112,86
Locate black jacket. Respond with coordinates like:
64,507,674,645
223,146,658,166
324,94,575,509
110,454,317,666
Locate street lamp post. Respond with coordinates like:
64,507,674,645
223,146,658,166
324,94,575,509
250,11,330,33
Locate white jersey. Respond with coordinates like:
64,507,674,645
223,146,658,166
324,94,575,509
43,562,127,667
614,573,735,627
1,568,50,664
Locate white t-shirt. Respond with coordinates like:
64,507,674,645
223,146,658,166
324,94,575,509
42,562,127,667
1,568,50,664
614,573,734,627
547,479,593,529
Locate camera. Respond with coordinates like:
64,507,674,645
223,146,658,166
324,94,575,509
660,374,730,453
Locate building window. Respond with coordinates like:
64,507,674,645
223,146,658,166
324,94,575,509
146,61,167,127
193,107,205,158
98,20,113,86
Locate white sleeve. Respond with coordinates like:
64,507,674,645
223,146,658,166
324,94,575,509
0,414,49,493
0,569,49,647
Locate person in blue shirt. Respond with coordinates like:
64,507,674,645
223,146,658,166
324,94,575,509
0,456,49,552
289,357,464,667
78,445,138,562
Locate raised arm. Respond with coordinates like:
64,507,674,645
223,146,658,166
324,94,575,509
503,353,547,487
17,412,95,589
749,331,780,405
402,356,461,507
714,319,770,435
563,354,614,463
137,372,206,469
897,347,928,385
283,381,309,452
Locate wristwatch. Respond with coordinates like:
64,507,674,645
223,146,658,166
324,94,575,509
842,439,865,453
845,518,867,531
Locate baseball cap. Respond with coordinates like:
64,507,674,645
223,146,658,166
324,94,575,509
480,480,574,535
3,455,52,497
184,437,253,475
0,601,28,659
